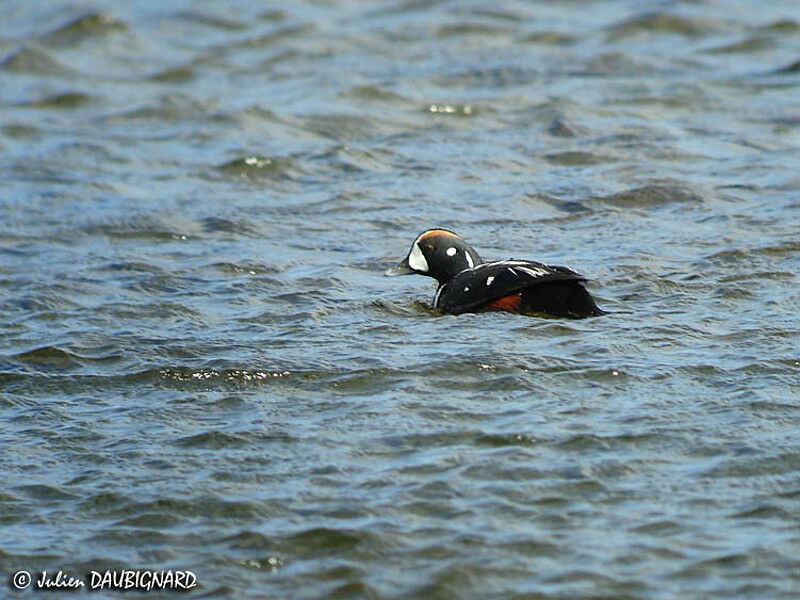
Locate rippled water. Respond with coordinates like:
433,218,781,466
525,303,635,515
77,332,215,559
1,1,798,598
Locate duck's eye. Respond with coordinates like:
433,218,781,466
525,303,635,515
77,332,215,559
446,247,457,257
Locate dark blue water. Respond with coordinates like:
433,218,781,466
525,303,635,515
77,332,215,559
1,1,798,598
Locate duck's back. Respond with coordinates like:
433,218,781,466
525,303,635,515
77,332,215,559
435,260,603,318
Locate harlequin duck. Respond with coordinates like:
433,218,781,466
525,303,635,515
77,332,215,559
385,228,604,318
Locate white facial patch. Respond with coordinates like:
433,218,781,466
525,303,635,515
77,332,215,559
408,242,428,272
486,276,494,285
466,253,474,268
446,247,457,257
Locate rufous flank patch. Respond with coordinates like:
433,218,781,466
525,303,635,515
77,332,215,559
485,293,523,312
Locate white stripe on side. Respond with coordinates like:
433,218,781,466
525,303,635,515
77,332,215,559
434,285,445,306
516,265,549,278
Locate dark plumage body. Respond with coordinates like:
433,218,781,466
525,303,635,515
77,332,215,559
386,229,604,318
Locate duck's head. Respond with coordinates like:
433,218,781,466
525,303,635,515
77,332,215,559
385,228,482,285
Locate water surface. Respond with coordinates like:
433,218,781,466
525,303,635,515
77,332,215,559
1,1,798,598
